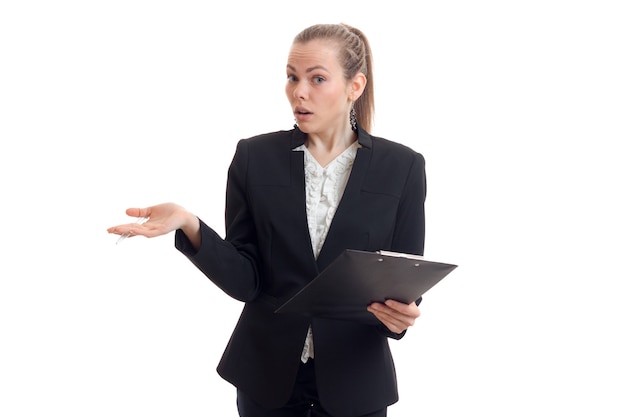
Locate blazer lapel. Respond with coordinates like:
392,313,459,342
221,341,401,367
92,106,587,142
290,128,321,274
315,128,373,269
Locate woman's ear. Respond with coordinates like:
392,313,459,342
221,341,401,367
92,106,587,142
350,72,367,101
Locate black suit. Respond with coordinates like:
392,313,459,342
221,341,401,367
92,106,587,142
175,126,426,417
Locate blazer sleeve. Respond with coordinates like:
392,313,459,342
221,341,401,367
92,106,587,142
175,139,261,302
379,150,427,340
390,151,426,256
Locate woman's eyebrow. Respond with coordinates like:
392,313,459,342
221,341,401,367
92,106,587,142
287,64,329,73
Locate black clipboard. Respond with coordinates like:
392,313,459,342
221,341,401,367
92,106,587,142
274,249,457,325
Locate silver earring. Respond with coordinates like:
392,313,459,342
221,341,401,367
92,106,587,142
350,107,357,131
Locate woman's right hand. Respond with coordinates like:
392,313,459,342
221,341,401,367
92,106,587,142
107,202,201,248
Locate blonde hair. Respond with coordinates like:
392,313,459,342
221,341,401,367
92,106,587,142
293,23,375,132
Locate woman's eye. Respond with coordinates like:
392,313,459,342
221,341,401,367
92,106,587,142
287,74,297,82
312,76,325,84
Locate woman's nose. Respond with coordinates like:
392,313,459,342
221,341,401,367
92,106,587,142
292,81,307,100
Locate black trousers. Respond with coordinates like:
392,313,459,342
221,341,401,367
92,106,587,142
236,359,387,417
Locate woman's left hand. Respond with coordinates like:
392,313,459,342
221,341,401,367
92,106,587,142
367,299,421,334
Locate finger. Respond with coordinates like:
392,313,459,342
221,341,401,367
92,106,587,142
125,207,149,219
384,300,421,319
373,312,404,334
107,225,130,235
368,306,408,333
384,299,413,312
379,306,416,329
108,218,149,237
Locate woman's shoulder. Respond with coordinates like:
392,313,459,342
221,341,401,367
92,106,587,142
363,134,426,196
233,129,300,167
368,134,425,164
239,128,298,147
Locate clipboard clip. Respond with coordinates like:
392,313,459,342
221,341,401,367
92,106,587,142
377,250,423,266
376,250,424,261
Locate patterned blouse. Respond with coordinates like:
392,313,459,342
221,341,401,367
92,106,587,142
292,141,360,362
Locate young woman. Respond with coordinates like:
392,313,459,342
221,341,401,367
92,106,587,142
108,23,426,417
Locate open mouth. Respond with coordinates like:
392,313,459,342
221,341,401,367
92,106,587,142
295,107,312,116
295,107,313,121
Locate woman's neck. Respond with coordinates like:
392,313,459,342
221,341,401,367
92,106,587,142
305,127,357,167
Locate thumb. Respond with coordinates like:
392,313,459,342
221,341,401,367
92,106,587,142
125,207,149,219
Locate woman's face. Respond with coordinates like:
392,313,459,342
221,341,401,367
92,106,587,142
286,39,353,136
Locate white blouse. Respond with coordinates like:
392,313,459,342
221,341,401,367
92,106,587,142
292,141,360,362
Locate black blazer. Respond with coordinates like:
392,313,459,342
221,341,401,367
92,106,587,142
175,126,426,417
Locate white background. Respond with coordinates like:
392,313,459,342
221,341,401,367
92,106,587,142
1,1,625,416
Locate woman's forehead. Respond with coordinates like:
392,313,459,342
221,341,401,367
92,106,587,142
287,39,341,69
